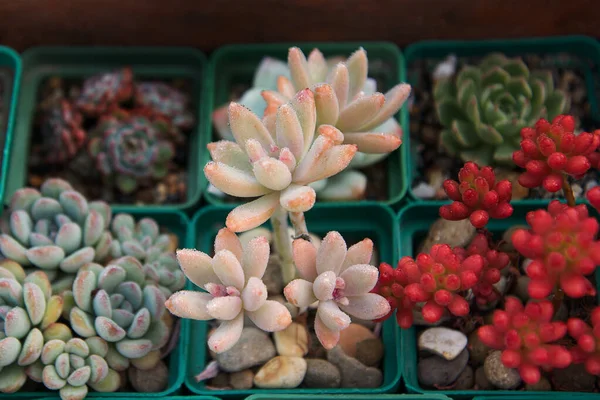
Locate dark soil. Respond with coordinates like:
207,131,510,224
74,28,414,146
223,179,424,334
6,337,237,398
27,75,194,205
409,53,600,201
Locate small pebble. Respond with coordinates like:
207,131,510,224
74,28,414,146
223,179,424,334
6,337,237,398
274,322,309,357
525,376,551,391
420,218,476,253
229,370,254,390
328,345,382,388
513,276,531,303
128,360,168,392
454,366,474,390
418,327,467,361
338,324,376,358
412,182,436,199
303,359,341,388
475,367,494,390
253,356,307,389
263,255,284,294
215,328,276,372
484,350,521,389
209,372,230,388
418,349,469,387
468,330,489,367
355,338,384,367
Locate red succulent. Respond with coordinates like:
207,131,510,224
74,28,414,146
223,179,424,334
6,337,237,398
40,99,86,164
403,244,484,323
513,115,599,192
477,296,571,384
75,67,135,116
512,203,600,299
440,162,513,229
453,233,510,306
586,186,600,213
584,129,600,169
567,306,600,375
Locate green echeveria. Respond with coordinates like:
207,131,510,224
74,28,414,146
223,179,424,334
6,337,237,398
0,266,64,393
41,337,119,400
0,179,113,288
434,52,569,166
67,258,169,371
110,214,185,297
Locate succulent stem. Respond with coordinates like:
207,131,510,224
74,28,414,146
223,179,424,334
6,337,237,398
271,206,296,285
552,287,565,317
561,174,576,207
290,212,309,240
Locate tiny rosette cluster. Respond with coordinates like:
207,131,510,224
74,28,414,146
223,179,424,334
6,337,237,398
453,233,510,306
75,68,135,116
0,268,63,393
135,82,195,130
567,306,600,375
68,258,169,370
440,162,513,228
435,53,568,166
371,261,421,329
477,296,571,384
41,337,119,400
40,100,86,165
89,116,175,194
110,214,184,297
166,228,292,353
0,178,112,276
283,232,390,349
402,244,483,323
206,90,357,232
261,47,409,155
512,203,600,298
513,115,599,192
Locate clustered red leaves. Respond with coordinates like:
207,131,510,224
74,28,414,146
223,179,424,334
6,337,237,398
440,162,513,228
371,262,420,329
477,297,572,384
513,115,599,192
512,200,600,299
568,307,600,375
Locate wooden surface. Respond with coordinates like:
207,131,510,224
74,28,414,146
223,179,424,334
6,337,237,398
0,0,598,53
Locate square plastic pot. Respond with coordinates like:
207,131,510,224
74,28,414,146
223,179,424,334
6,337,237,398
404,35,600,204
0,45,21,204
185,202,401,396
203,41,409,208
2,46,207,212
245,395,451,400
397,201,600,398
6,208,191,399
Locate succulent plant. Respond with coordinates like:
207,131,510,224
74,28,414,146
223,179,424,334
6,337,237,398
434,52,569,166
568,306,600,376
88,116,175,194
513,115,598,192
40,337,120,400
283,232,390,349
206,90,357,232
110,214,184,297
165,228,292,353
67,258,169,370
440,162,513,228
135,82,195,130
0,178,113,285
0,267,64,393
75,68,134,116
40,99,86,164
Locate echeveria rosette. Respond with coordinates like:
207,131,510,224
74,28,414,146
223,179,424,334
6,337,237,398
109,214,183,297
0,178,113,289
135,82,195,130
68,258,169,370
435,52,569,166
40,337,120,400
165,228,292,353
75,68,134,117
88,116,175,194
40,99,86,165
283,231,390,349
0,268,64,393
206,90,357,233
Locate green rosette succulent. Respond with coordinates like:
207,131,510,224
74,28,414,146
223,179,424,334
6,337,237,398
0,178,113,292
40,337,120,400
67,258,169,371
110,214,185,297
0,265,64,393
434,52,569,166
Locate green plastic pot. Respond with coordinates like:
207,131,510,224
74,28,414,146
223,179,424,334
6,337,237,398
404,35,600,204
186,203,401,396
0,45,21,204
2,46,207,212
245,395,451,400
5,208,190,399
203,41,409,208
397,201,600,398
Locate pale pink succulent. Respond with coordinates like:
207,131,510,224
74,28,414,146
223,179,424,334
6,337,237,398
205,89,357,233
164,228,292,353
283,231,390,349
